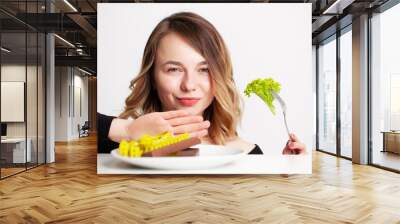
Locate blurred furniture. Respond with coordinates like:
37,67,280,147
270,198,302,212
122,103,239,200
78,121,90,138
1,123,7,139
0,138,31,165
381,131,400,154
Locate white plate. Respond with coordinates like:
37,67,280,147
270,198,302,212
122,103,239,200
110,144,247,170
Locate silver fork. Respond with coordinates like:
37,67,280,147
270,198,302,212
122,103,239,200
271,91,291,138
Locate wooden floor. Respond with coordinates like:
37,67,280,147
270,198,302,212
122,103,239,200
1,163,44,178
1,135,400,223
1,167,26,178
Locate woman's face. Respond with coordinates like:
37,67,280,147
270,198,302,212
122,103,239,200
154,32,214,115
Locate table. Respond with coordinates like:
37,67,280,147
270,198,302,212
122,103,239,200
97,154,312,174
381,131,400,154
1,138,31,163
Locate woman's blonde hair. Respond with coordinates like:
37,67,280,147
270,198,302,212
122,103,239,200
119,12,241,145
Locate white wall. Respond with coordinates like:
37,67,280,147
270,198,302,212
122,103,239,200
1,64,46,163
55,66,69,141
1,65,27,139
1,65,38,138
72,72,89,138
98,4,313,156
54,67,89,141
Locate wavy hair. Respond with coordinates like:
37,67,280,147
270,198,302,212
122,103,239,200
119,12,242,145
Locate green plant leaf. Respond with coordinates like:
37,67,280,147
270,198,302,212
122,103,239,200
244,78,281,115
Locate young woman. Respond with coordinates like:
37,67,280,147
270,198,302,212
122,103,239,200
98,12,306,155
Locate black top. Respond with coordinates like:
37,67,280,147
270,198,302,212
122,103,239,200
97,113,263,154
97,113,120,153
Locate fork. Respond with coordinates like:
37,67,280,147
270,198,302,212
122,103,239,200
271,91,291,138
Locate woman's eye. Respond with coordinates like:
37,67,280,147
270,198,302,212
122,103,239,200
199,68,209,74
167,67,181,73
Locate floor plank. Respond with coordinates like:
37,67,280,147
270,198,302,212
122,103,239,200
0,134,399,223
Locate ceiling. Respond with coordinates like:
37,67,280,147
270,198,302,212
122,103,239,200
0,0,392,75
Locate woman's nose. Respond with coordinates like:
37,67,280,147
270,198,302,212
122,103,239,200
180,72,197,92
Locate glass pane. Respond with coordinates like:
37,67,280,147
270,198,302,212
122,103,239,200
27,31,38,169
38,32,45,165
371,3,400,171
1,31,27,177
0,1,46,178
318,37,337,154
340,29,352,158
26,0,39,170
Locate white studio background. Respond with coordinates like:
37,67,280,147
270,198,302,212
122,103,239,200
98,3,312,157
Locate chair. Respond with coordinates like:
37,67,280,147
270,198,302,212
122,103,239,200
78,121,90,138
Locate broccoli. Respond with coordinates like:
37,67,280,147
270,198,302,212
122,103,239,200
244,78,281,115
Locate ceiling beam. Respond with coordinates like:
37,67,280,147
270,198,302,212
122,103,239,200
67,13,97,46
322,0,356,14
55,55,96,72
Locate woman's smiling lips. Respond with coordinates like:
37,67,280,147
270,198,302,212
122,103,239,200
177,97,200,106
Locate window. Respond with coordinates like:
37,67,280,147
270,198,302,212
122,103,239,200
318,36,337,154
339,28,352,158
0,1,47,179
370,2,400,171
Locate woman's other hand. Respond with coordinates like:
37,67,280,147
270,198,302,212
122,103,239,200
282,133,306,155
109,110,209,142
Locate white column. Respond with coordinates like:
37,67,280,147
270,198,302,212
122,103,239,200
312,45,317,151
46,32,55,163
352,14,369,164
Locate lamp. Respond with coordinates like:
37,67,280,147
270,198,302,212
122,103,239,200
63,0,78,12
54,34,75,48
1,47,11,53
322,0,355,15
78,67,93,76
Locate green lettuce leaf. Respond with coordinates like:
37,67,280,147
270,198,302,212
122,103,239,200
244,78,281,115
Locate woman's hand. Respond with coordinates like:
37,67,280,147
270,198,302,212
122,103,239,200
108,110,210,142
282,133,306,155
